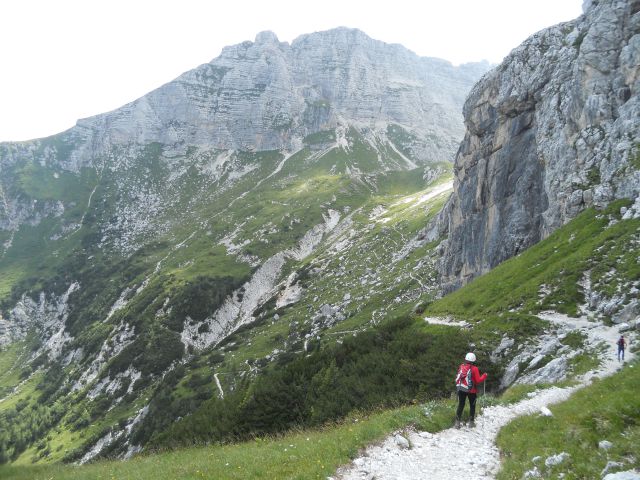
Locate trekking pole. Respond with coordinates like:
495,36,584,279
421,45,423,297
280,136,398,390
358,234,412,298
482,380,486,438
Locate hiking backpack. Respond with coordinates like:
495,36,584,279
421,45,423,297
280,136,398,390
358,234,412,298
455,363,473,392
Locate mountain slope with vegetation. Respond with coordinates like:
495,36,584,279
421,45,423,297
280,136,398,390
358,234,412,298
0,130,455,464
0,0,639,473
1,197,637,479
0,28,490,463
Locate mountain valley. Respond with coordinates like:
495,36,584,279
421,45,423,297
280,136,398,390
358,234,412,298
0,1,639,478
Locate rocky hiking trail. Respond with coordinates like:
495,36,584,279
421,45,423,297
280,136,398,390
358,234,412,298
334,312,637,480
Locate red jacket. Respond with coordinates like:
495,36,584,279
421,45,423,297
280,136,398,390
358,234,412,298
467,364,487,394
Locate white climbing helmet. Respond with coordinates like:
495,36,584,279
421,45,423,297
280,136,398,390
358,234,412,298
465,352,476,363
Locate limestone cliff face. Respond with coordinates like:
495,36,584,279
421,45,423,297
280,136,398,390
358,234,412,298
439,0,640,290
0,28,488,172
0,28,488,239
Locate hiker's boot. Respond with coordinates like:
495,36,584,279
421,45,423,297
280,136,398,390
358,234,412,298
454,419,461,429
468,419,476,428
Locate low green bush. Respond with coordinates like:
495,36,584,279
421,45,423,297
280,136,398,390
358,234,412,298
146,315,500,449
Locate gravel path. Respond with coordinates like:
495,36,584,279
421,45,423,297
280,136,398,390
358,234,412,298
335,312,635,480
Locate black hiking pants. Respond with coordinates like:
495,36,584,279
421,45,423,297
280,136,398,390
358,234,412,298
456,391,477,421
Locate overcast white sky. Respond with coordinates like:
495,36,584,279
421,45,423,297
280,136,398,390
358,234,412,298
0,0,583,142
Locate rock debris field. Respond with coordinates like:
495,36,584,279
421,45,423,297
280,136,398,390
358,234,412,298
334,312,638,480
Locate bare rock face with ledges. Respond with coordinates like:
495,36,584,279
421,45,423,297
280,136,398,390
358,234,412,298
441,0,640,290
439,0,640,291
0,28,489,242
0,28,488,172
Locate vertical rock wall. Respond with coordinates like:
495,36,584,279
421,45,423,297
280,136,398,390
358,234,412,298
440,0,640,290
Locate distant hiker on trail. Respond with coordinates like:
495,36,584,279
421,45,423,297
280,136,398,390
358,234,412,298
454,352,487,428
617,335,627,362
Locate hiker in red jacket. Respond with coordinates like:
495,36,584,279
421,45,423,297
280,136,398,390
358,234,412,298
454,352,487,428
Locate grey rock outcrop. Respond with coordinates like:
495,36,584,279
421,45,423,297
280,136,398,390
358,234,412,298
545,452,570,467
599,440,614,450
1,28,489,173
439,0,640,290
603,472,640,480
612,299,640,323
602,462,626,476
517,357,568,385
1,282,79,357
393,433,410,449
0,28,489,245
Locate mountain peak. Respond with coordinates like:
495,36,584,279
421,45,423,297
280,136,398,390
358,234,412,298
254,30,280,44
49,26,490,157
291,26,379,47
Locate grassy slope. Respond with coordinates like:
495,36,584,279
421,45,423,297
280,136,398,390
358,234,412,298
0,341,28,399
0,384,562,480
1,359,634,479
425,199,639,319
497,360,640,479
0,165,98,298
0,401,456,480
174,175,454,392
120,153,453,450
0,126,456,464
0,195,638,477
423,199,640,478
